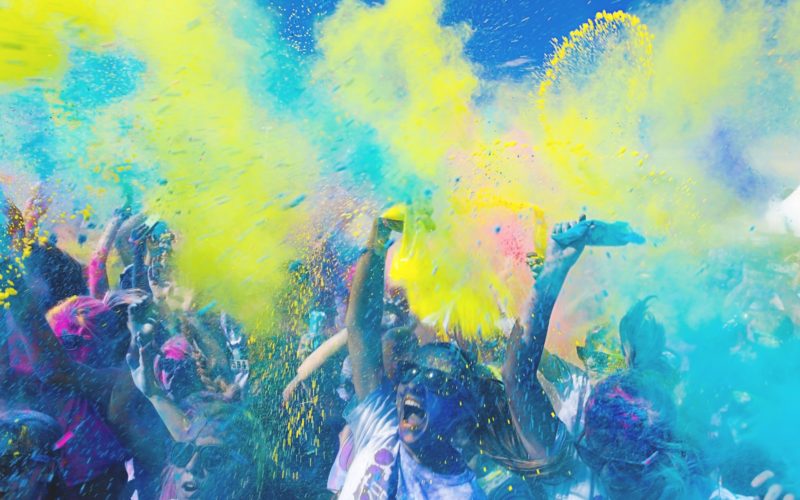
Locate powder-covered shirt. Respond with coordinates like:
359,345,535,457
338,383,485,500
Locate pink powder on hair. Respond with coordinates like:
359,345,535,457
160,336,193,360
46,296,112,363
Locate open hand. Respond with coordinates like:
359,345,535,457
126,326,163,398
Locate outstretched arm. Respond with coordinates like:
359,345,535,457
346,219,392,400
502,217,587,458
284,328,348,402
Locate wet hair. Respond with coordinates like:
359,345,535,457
382,326,418,358
46,294,131,365
619,297,666,369
27,243,88,310
465,365,567,477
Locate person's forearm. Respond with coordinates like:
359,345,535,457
508,264,569,381
87,248,111,298
502,264,570,458
88,217,124,298
297,328,348,381
347,247,386,335
346,236,388,398
23,186,49,237
132,241,149,290
147,394,192,441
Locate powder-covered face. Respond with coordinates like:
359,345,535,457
156,338,201,401
47,298,126,367
171,435,224,500
52,325,95,364
169,422,252,500
395,344,475,457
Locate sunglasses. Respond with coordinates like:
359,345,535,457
59,334,90,351
396,361,465,397
574,431,660,473
168,442,230,470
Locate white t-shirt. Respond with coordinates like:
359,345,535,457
337,383,485,499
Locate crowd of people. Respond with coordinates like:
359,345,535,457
1,186,798,500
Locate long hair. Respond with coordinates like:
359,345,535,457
466,367,572,477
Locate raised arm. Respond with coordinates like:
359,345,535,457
126,334,192,441
345,219,392,399
87,209,129,298
502,216,587,458
129,222,151,291
22,183,50,238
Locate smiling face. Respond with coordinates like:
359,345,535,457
395,344,476,456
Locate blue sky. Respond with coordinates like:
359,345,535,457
262,0,641,77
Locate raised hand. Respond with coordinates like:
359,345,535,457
544,214,588,274
369,217,395,256
126,326,163,399
380,203,406,233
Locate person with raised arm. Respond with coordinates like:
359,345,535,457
5,254,170,498
338,210,605,499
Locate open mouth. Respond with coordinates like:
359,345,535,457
181,480,199,495
401,395,427,430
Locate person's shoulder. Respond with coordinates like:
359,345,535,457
354,381,396,414
347,381,397,438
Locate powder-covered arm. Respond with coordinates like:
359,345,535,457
346,218,392,400
502,216,587,459
284,327,348,402
87,209,129,299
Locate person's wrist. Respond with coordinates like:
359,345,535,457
148,389,167,400
539,259,571,281
367,243,388,257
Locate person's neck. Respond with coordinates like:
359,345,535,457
401,439,465,475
